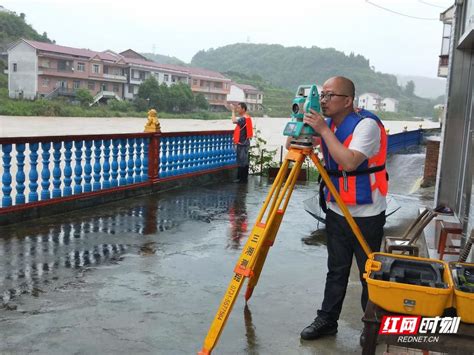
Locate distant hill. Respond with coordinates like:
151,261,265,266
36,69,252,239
191,43,405,97
0,11,52,51
191,43,436,116
397,75,446,99
0,10,52,88
141,52,186,66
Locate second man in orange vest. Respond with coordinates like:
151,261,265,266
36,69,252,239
231,102,253,183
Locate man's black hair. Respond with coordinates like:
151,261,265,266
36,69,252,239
238,102,247,111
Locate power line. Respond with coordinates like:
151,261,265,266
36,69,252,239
365,0,439,21
418,0,447,9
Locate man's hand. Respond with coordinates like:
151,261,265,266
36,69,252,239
303,109,328,135
229,103,235,111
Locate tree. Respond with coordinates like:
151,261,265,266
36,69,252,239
75,88,93,106
194,93,209,110
169,82,194,112
404,80,415,96
137,76,160,107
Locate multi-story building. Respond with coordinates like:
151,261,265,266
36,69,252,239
6,39,233,110
438,5,454,78
7,39,127,102
435,0,474,247
227,83,264,111
119,49,189,100
188,67,231,110
357,92,383,111
381,97,399,113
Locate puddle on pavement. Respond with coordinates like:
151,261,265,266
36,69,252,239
0,183,246,304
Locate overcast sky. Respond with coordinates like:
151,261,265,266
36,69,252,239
4,0,453,78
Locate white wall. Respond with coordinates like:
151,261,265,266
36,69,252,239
358,93,380,111
227,85,245,102
8,41,37,100
382,98,398,113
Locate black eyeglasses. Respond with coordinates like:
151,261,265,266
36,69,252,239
319,93,349,102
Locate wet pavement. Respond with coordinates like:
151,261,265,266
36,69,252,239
0,153,434,354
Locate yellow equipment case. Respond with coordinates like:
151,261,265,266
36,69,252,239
449,261,474,324
365,252,453,316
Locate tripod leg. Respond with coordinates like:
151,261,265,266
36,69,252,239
245,152,304,301
308,151,372,257
199,150,305,355
245,209,284,301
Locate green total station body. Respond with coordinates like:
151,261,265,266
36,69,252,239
283,85,321,145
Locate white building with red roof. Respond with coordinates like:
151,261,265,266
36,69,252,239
7,39,127,102
228,83,263,111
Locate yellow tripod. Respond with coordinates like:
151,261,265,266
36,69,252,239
199,145,373,355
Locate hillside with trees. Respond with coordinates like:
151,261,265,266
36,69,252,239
141,52,186,66
191,43,436,117
0,10,52,88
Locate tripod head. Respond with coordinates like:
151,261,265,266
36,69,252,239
283,84,321,148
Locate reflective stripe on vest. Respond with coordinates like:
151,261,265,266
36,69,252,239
320,109,388,205
233,116,254,144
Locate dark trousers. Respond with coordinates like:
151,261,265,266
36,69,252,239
235,144,250,182
317,209,386,323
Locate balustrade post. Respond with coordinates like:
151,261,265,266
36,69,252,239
127,138,135,184
1,144,12,207
28,143,40,202
111,139,120,187
40,142,51,201
134,138,142,183
63,141,73,197
93,139,102,191
73,140,83,194
142,137,149,181
83,140,93,192
15,143,26,204
161,137,168,178
119,139,127,186
52,142,62,198
103,139,111,189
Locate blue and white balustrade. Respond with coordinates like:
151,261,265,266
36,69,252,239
1,137,151,208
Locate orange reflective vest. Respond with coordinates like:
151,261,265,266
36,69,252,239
233,116,253,144
320,109,388,205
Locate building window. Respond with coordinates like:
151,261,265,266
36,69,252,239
128,85,134,94
113,84,119,92
101,83,108,91
93,64,100,74
193,79,198,85
73,80,80,89
42,60,50,68
103,66,109,74
42,78,50,87
139,71,146,80
13,63,17,72
88,81,95,90
58,60,71,71
214,82,222,89
77,62,85,72
164,74,169,81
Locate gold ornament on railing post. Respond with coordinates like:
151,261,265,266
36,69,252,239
144,109,161,133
